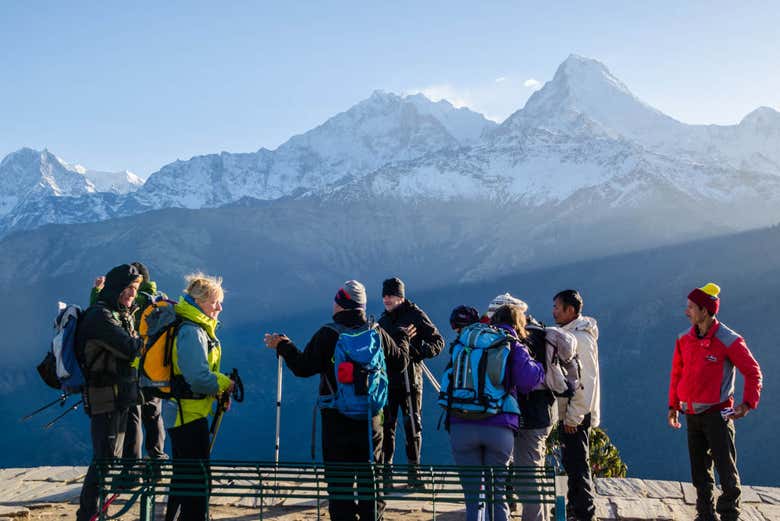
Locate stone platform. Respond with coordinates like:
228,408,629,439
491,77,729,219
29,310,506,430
0,466,778,520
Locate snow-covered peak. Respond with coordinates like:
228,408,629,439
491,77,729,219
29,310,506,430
404,92,497,144
0,147,142,218
500,55,681,142
739,106,780,130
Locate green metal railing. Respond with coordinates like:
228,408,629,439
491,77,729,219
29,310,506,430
96,459,564,520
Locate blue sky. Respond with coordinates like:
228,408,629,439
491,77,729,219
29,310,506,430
1,1,778,177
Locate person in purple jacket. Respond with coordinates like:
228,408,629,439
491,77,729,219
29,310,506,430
448,304,545,521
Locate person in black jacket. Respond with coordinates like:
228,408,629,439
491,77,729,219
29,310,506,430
75,264,143,521
377,277,444,487
264,280,409,521
91,262,168,468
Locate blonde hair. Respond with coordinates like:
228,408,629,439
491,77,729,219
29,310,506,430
490,304,528,340
183,272,225,302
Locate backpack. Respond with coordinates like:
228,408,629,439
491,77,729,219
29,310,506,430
137,298,183,399
36,302,84,393
321,322,388,420
527,323,581,397
437,322,521,420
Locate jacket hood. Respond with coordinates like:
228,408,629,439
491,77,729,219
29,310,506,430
564,315,599,340
333,308,367,328
99,264,141,310
494,323,520,339
175,296,218,339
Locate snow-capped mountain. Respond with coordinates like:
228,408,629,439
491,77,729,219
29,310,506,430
135,91,495,209
68,163,143,194
499,54,780,174
1,55,780,241
0,148,142,223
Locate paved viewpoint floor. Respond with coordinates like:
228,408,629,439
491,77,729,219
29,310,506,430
1,467,779,520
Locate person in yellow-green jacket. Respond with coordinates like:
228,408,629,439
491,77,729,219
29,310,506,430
162,272,234,521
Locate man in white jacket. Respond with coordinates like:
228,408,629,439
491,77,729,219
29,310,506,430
553,290,600,521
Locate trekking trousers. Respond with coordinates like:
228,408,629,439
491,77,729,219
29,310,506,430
512,425,553,521
165,417,210,521
123,397,167,460
76,408,128,521
686,410,741,521
321,409,385,521
382,386,422,465
560,414,595,521
450,423,515,521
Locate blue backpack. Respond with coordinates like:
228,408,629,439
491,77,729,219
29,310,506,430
321,323,388,420
438,322,520,421
37,302,85,393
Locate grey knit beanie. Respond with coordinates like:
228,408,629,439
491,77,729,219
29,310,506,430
334,280,367,309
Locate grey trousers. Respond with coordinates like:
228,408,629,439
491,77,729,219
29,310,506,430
450,423,515,521
76,409,127,521
513,426,553,521
123,397,167,459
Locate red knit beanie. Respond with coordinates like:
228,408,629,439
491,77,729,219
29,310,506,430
688,283,721,315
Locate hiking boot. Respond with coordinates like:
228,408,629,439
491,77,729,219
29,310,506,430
406,469,428,491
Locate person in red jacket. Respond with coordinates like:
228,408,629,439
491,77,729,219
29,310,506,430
667,283,762,521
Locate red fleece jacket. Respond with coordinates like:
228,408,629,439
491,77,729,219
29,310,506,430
669,319,762,414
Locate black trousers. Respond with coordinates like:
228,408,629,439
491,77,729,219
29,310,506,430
560,414,595,521
123,397,167,459
76,409,128,521
686,411,741,521
382,385,422,465
165,418,210,521
321,409,384,521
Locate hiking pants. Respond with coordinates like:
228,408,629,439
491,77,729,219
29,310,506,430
686,410,741,521
560,414,595,521
512,426,553,521
76,408,128,521
449,423,515,521
123,405,143,459
165,418,210,521
123,398,167,460
321,409,384,521
382,385,422,465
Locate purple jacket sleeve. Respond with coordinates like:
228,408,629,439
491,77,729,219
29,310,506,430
508,339,545,394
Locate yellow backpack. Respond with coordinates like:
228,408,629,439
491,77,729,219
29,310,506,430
138,299,182,398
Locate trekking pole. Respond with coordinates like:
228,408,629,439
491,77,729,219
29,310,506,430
21,392,70,421
209,368,243,454
420,361,441,393
274,352,283,465
43,399,82,429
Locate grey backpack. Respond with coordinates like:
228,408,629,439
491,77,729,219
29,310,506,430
531,325,581,397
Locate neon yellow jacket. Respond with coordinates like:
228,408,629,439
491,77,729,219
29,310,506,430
162,296,232,428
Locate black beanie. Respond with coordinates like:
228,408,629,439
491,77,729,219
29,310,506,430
382,277,405,298
131,261,150,283
101,264,142,308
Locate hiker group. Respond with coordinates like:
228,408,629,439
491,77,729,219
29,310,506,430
36,263,237,521
36,265,763,521
264,279,602,521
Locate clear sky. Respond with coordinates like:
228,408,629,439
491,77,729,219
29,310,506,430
1,1,778,177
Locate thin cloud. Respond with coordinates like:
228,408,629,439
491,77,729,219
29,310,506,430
524,78,541,88
495,77,506,83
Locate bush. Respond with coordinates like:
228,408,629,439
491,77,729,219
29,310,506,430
546,425,627,478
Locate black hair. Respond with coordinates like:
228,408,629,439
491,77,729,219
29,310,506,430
553,289,583,314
